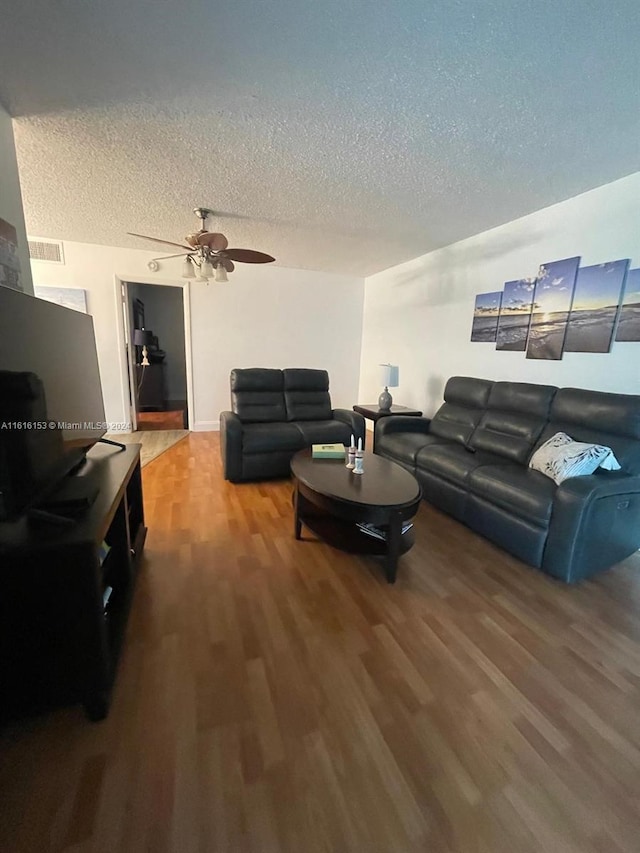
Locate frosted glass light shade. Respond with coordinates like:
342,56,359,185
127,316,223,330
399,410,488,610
215,265,228,282
379,364,399,388
201,259,214,278
182,258,196,278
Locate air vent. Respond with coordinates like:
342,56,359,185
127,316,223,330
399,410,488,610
28,238,65,264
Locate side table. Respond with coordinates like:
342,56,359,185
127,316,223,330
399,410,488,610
353,404,423,453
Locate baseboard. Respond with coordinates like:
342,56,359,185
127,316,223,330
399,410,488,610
192,420,220,432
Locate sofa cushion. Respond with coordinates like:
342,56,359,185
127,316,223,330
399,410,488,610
540,387,640,474
293,419,352,446
416,444,505,486
378,432,445,467
469,382,557,464
283,368,332,421
468,464,557,526
242,422,305,453
429,377,494,445
231,368,286,423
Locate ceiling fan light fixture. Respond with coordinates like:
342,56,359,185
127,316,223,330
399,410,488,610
182,257,196,278
130,207,275,283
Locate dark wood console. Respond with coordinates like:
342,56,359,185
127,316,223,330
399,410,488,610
0,444,146,722
136,362,166,410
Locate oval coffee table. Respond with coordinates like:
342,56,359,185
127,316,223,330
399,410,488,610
290,449,422,583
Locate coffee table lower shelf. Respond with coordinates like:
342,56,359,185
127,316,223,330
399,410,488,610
293,493,414,582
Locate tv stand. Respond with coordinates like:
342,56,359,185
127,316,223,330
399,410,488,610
27,506,77,527
0,444,146,722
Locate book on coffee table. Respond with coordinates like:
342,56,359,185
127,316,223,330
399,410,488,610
312,443,346,459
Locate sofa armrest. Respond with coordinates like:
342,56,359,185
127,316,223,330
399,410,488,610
332,409,366,447
543,471,640,583
220,410,244,482
376,415,432,439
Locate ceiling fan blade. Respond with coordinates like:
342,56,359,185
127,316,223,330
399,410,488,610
222,258,235,272
127,232,192,251
197,232,228,251
152,251,192,261
224,248,275,264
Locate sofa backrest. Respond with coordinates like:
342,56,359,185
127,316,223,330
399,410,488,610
538,388,640,474
430,377,494,445
230,368,286,423
469,381,557,464
283,368,332,421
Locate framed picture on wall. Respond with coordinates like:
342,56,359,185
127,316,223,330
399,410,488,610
526,256,580,360
0,217,22,291
34,285,87,313
132,297,145,331
564,260,629,353
615,268,640,342
495,278,536,351
470,291,503,342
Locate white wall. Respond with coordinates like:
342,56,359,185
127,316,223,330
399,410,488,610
30,240,364,429
359,173,640,416
0,104,33,295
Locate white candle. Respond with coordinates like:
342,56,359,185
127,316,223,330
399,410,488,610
357,437,362,451
350,433,355,448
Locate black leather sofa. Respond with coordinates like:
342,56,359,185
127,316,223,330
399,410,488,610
375,377,640,583
220,368,365,482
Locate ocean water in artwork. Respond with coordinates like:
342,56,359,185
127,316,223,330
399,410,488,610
496,315,533,350
471,291,502,342
615,268,640,342
527,312,570,360
526,257,580,360
564,260,629,353
471,315,500,341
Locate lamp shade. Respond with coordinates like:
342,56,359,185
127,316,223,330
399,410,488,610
214,264,228,282
133,328,154,346
379,364,399,388
182,258,196,278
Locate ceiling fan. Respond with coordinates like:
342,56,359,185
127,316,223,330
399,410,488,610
127,207,275,282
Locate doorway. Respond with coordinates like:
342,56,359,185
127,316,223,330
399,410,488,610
119,279,193,433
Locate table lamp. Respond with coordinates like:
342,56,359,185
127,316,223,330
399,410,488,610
379,364,399,411
133,328,154,366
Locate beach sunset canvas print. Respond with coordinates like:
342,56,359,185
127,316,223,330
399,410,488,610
496,278,536,350
471,291,503,342
615,268,640,341
526,257,580,360
564,260,629,352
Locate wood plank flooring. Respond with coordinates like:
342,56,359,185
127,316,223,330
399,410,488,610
2,431,640,852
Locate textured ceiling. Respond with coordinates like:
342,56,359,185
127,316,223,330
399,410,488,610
1,1,639,276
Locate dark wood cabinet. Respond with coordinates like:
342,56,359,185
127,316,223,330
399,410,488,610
135,363,166,410
0,445,146,722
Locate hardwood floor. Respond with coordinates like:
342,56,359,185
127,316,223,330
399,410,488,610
2,431,640,852
137,410,186,430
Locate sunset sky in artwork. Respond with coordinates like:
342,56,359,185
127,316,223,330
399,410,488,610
531,256,580,315
570,260,629,312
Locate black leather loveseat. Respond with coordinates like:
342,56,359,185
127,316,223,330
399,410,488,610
375,377,640,583
220,368,365,482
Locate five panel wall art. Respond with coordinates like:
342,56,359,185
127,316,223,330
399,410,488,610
470,257,640,358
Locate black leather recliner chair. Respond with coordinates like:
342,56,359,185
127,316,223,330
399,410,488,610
375,376,640,583
220,368,366,482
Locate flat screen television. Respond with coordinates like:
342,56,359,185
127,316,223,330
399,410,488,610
0,285,107,520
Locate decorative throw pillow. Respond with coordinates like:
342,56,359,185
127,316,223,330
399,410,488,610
529,432,621,485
